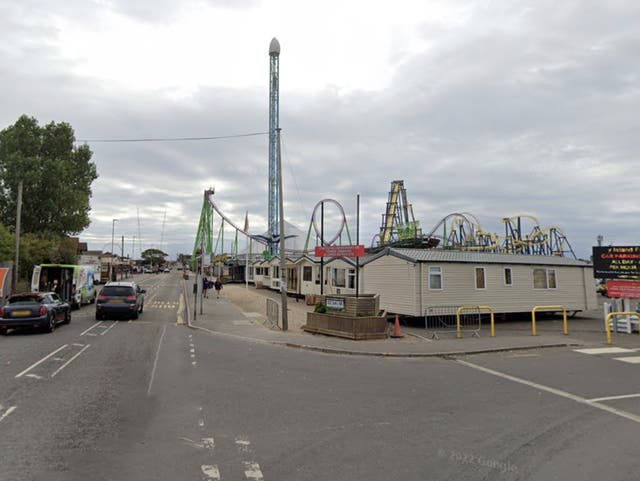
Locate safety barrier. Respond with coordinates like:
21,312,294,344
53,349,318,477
456,306,495,338
425,305,485,339
531,305,568,336
605,311,640,345
266,298,280,329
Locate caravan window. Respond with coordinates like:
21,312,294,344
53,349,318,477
303,266,312,282
429,266,442,290
475,267,486,289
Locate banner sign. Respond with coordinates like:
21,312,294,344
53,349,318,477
606,280,640,299
592,246,640,280
325,297,345,310
314,245,365,258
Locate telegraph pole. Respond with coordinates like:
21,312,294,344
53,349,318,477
13,181,23,291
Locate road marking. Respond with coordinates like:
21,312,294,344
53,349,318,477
16,344,68,378
614,356,640,364
457,359,640,424
72,343,86,347
80,322,103,336
201,465,220,480
589,393,640,402
177,293,185,325
147,323,167,396
243,461,264,480
100,321,118,336
202,437,215,450
198,418,205,428
25,374,43,380
0,406,17,423
574,347,634,355
236,437,251,452
51,344,91,378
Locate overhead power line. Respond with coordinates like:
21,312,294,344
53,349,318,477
76,131,269,143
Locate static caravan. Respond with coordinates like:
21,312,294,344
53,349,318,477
252,259,270,288
362,248,597,317
323,258,360,296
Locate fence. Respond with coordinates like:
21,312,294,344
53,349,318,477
266,298,280,329
425,305,482,339
531,305,568,336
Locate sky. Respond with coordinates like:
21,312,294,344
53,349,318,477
1,0,638,260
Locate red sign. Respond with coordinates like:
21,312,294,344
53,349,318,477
314,245,365,258
606,280,640,299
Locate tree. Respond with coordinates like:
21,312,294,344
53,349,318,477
0,115,98,236
141,248,168,268
0,223,12,262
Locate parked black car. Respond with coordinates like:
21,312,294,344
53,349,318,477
0,292,71,334
95,281,145,320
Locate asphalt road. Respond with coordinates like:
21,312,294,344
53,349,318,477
2,272,640,480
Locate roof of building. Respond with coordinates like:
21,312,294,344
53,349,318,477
362,248,592,267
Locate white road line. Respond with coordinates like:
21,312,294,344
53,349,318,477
80,322,103,336
243,462,264,480
201,465,220,480
574,347,634,355
202,437,215,450
51,344,91,378
198,418,205,428
589,393,640,402
236,437,251,452
457,359,640,424
25,374,43,380
0,406,17,423
100,321,118,336
147,323,167,396
614,356,640,364
72,343,86,347
15,344,68,378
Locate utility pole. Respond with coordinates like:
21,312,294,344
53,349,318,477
111,219,118,282
356,194,360,298
13,181,23,291
121,235,125,279
277,127,288,331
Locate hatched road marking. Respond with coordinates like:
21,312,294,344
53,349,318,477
574,347,635,355
614,356,640,364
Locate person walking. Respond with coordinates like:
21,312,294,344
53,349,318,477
203,276,209,298
214,278,223,299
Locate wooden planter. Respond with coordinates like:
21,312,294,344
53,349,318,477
303,294,388,340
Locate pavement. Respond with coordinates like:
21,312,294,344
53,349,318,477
183,279,635,357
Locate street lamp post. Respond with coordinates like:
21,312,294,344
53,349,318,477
111,219,118,281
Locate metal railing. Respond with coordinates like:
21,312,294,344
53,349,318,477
266,298,280,329
531,305,568,336
605,311,640,345
457,306,495,338
425,305,482,339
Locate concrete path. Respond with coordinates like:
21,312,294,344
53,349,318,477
183,281,634,357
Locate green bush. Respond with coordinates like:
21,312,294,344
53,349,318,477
314,302,327,313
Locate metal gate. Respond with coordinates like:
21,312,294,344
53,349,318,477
425,305,482,339
266,298,280,329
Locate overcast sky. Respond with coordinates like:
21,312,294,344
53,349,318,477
2,0,638,260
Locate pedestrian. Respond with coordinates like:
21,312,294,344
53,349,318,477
203,276,209,298
214,278,223,298
52,279,60,295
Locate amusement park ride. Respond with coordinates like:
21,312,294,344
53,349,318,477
192,179,577,267
190,38,577,267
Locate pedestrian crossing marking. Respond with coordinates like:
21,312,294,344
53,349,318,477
574,347,634,355
613,356,640,364
149,301,179,309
